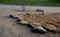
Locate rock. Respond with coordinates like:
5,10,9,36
42,24,57,32
27,22,41,28
27,22,47,34
36,9,44,12
31,26,47,34
17,17,24,21
27,23,37,28
36,9,44,14
9,14,14,18
13,15,20,19
17,18,22,21
37,26,47,32
10,14,20,19
18,20,28,25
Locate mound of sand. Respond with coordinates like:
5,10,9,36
10,13,60,33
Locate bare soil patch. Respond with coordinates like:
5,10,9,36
10,13,60,34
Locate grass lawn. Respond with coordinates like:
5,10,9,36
0,0,60,6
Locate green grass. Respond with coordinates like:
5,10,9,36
0,0,60,6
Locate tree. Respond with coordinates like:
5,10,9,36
47,0,60,3
54,0,60,3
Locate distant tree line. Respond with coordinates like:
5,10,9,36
54,0,60,3
47,0,60,3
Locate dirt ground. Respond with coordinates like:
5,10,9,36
18,13,60,31
0,5,60,37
